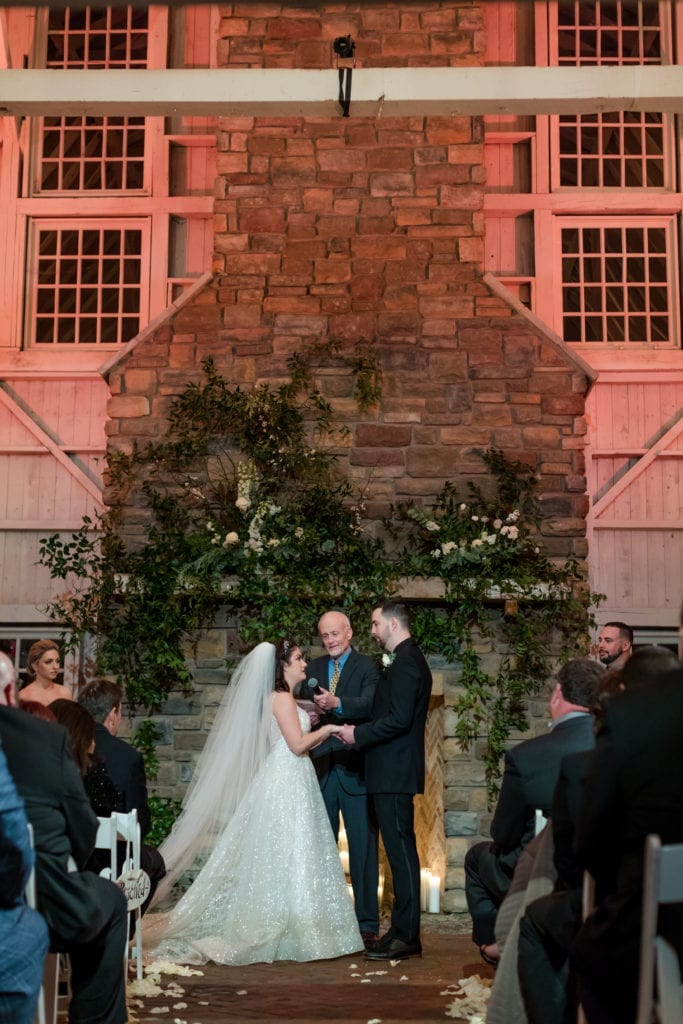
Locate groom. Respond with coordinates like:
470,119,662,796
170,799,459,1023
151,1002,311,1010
339,600,432,961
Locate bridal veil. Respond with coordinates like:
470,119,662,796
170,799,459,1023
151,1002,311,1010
154,641,276,902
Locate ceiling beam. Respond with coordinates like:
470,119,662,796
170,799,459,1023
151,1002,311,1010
0,65,682,117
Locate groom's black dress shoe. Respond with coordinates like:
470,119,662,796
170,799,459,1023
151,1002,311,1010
363,934,422,960
361,932,378,950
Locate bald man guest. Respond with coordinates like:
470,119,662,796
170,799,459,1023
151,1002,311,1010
305,610,381,947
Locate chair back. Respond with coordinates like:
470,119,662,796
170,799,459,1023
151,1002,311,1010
96,809,146,981
26,824,59,1024
636,834,683,1024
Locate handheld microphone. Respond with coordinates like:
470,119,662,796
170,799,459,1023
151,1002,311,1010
307,677,324,696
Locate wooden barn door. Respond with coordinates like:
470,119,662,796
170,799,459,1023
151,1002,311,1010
0,372,106,622
586,370,683,628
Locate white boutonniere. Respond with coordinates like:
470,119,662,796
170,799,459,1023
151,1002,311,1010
381,652,395,668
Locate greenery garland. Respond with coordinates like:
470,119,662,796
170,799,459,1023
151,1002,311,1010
39,348,599,809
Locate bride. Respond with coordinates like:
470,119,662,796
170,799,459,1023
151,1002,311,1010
143,640,363,965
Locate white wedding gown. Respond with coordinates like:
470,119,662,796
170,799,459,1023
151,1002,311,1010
144,704,363,965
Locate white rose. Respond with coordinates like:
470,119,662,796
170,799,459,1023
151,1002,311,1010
493,518,503,530
441,541,456,554
235,495,250,512
223,532,239,546
471,538,483,547
425,520,440,532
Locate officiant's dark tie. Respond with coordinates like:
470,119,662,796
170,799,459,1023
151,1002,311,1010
329,659,340,695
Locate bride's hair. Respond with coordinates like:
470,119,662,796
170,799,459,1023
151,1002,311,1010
274,640,299,692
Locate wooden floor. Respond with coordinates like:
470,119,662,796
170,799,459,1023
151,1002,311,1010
118,923,493,1024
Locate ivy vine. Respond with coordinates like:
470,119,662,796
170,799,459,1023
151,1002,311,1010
39,346,599,802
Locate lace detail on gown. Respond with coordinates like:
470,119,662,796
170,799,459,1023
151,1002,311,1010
144,704,362,964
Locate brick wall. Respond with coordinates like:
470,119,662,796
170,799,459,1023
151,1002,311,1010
106,2,590,922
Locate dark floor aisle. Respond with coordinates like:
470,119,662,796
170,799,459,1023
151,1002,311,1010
120,925,493,1024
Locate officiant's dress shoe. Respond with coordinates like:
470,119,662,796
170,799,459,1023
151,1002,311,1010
364,934,422,960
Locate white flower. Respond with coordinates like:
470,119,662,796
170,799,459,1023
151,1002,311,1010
534,546,540,554
493,518,503,530
294,527,304,539
459,503,468,511
223,532,239,546
381,652,395,667
441,541,456,555
501,524,519,540
235,495,250,512
507,509,520,522
471,515,479,522
267,538,280,547
484,533,497,545
425,520,440,532
471,538,483,547
431,548,442,558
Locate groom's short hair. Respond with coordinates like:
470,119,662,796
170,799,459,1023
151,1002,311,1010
379,600,410,630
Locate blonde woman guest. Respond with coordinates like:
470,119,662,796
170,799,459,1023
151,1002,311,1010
18,640,72,706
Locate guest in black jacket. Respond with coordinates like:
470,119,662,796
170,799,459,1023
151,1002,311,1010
78,679,165,912
572,665,683,1024
465,657,604,965
0,653,127,1024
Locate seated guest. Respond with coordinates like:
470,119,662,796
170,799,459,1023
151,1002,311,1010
18,640,72,707
519,645,679,1024
49,699,121,819
0,736,49,1024
0,653,127,1024
572,654,683,1024
17,699,57,723
465,657,604,966
78,679,165,911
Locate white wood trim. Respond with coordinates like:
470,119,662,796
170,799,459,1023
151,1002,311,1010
98,271,212,377
591,520,683,530
0,520,96,530
482,272,598,382
0,65,682,117
0,384,104,504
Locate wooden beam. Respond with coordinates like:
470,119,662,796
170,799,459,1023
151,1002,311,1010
0,65,682,118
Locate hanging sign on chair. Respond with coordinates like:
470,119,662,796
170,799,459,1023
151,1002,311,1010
116,867,151,910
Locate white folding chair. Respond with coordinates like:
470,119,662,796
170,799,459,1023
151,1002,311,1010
576,871,596,1024
636,834,683,1024
26,823,59,1024
95,810,146,981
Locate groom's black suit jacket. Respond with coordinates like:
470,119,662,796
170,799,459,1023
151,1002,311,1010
353,637,432,795
305,648,379,794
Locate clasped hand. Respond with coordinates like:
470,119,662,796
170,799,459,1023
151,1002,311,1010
331,724,355,745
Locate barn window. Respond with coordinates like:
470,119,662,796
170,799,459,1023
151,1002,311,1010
26,220,149,347
33,7,149,194
560,217,678,345
553,1,672,190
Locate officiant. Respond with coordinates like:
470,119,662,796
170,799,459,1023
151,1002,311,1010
304,610,380,948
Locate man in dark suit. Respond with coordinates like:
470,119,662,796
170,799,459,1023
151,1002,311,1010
465,657,604,964
78,679,166,913
571,667,683,1024
518,645,679,1024
0,652,127,1024
0,734,49,1024
339,600,432,961
305,610,380,946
